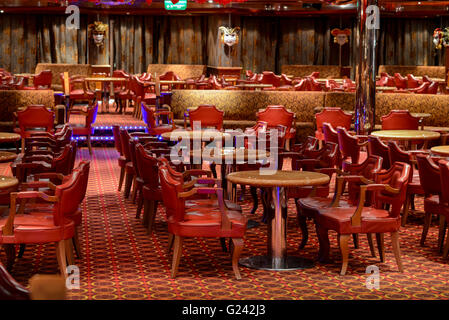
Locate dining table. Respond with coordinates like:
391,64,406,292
84,77,128,113
0,175,19,216
226,170,330,270
0,132,20,160
371,129,440,149
430,145,449,157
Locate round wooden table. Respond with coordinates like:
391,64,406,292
410,113,431,130
0,152,17,162
0,132,20,159
431,146,449,157
371,130,440,149
226,170,330,271
0,176,18,190
161,130,232,142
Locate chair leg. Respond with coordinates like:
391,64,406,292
56,240,68,278
297,212,308,250
352,234,359,249
65,239,75,266
367,233,376,257
220,238,228,252
167,233,174,254
135,194,143,219
438,215,446,252
18,244,26,258
316,225,331,263
401,194,411,226
3,244,16,271
131,176,138,204
72,229,82,259
250,187,258,214
339,234,350,276
390,231,404,272
147,201,158,233
376,233,385,262
118,167,125,192
231,238,244,280
87,134,92,155
171,235,183,278
420,211,432,246
124,173,133,198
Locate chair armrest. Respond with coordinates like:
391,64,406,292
32,172,65,181
330,175,375,207
23,155,53,163
20,181,56,191
351,184,400,226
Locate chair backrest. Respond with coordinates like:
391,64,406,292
373,162,411,218
159,71,181,81
136,144,160,190
52,141,77,175
53,162,89,226
438,160,449,206
141,103,157,130
322,122,339,144
406,74,421,88
381,110,419,130
119,129,133,161
394,73,407,89
158,165,185,223
337,127,361,164
189,105,224,130
427,82,438,94
315,108,352,137
416,154,442,196
387,141,414,181
256,105,294,132
112,125,122,155
84,103,98,130
17,105,55,134
33,70,52,89
368,135,391,169
260,71,281,87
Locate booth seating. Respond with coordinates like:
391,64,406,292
378,65,446,79
146,64,206,81
35,63,93,91
281,65,350,78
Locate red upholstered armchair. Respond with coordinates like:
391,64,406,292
408,82,430,94
23,70,52,90
337,127,368,170
159,71,182,91
260,71,281,89
407,74,423,88
381,110,419,130
252,105,296,150
394,73,408,89
60,74,95,112
112,70,130,114
367,135,391,169
314,162,411,275
188,105,224,130
69,102,98,155
315,107,352,142
141,103,176,136
158,164,247,279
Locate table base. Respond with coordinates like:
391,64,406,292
239,255,314,271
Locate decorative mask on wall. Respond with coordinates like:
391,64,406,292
219,26,241,47
331,28,351,46
433,28,449,50
88,21,109,47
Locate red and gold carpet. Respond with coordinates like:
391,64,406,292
1,147,449,300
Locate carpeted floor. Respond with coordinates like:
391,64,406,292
1,147,449,300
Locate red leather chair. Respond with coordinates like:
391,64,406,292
298,155,383,252
69,102,98,155
0,163,89,277
119,129,136,198
367,135,391,169
427,82,439,94
342,78,356,92
408,82,430,94
23,70,52,90
132,76,157,118
260,71,281,89
189,105,224,130
325,79,344,92
306,77,323,91
438,160,449,258
159,71,182,91
314,162,411,275
141,103,176,136
14,105,55,151
337,127,368,170
0,263,29,300
112,125,127,192
406,74,423,89
293,79,307,91
416,154,444,248
158,164,247,279
112,70,130,113
388,141,426,226
252,105,296,150
381,110,419,130
60,74,95,113
315,108,352,142
23,124,72,155
394,73,408,89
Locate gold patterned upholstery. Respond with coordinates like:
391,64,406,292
35,63,93,91
378,65,446,79
146,64,206,80
280,65,346,78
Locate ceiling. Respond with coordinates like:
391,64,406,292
0,0,448,17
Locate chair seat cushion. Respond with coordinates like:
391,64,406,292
315,206,401,234
125,162,135,174
424,195,441,214
142,185,162,201
70,89,95,100
150,125,175,136
118,156,127,168
168,206,247,238
298,196,354,218
0,214,75,244
70,124,93,136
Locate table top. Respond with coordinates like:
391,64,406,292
190,148,270,162
0,175,18,189
85,77,127,82
423,126,449,133
371,130,440,140
410,113,431,119
14,73,34,77
431,146,449,157
226,170,330,188
161,130,232,141
234,84,273,89
0,151,17,162
316,78,344,83
0,132,21,142
376,86,396,91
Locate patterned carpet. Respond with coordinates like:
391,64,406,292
1,147,449,300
